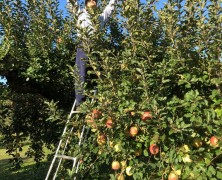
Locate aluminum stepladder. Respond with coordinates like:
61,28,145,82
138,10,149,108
45,90,97,180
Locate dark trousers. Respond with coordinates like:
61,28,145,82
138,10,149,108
75,48,88,106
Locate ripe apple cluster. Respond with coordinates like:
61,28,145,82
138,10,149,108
87,108,221,180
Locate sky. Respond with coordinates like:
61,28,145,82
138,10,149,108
55,0,166,16
57,0,165,12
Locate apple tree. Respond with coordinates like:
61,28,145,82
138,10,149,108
0,0,221,179
57,0,222,179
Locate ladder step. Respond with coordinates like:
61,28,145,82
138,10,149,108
56,155,76,161
71,110,83,114
46,94,97,179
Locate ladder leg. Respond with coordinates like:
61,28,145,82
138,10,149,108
71,125,86,171
45,123,71,180
46,90,97,180
45,100,77,180
73,89,97,177
72,125,88,180
52,126,75,180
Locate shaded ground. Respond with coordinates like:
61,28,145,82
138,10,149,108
0,144,51,180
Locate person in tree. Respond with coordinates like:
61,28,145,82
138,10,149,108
67,0,117,107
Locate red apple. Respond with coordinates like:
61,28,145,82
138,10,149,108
112,160,120,170
168,172,179,180
86,115,97,129
141,111,152,121
92,109,102,119
149,144,159,155
130,126,139,137
210,136,219,147
106,119,114,128
97,134,106,145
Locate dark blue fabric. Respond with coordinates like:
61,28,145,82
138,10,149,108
75,48,88,106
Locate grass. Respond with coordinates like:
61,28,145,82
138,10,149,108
0,143,52,180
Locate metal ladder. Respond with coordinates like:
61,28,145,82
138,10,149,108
45,90,96,180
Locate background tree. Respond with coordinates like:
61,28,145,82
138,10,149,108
0,0,78,167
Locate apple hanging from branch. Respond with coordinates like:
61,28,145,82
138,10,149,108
97,134,106,146
106,118,114,128
92,109,102,119
149,144,159,155
192,137,203,148
210,136,219,147
130,126,139,137
168,172,179,180
141,111,152,121
112,160,120,170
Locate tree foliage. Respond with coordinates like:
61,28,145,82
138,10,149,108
0,0,222,179
0,0,77,168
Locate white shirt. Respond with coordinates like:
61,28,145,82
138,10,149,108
67,0,116,35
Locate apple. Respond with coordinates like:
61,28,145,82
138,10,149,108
106,119,114,128
114,143,122,152
141,111,152,121
97,134,106,145
85,114,93,123
126,166,133,176
175,170,181,176
161,152,166,158
112,160,120,170
120,161,127,169
130,126,139,137
86,116,96,126
168,172,179,180
130,111,136,116
134,148,142,156
182,154,192,163
109,141,114,147
98,149,103,155
192,137,203,148
149,144,159,155
210,136,219,147
92,109,102,119
116,173,125,180
85,115,97,130
181,144,190,152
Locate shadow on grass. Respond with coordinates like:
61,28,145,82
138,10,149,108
0,159,50,180
0,142,31,150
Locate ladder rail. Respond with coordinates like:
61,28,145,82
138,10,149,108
46,89,97,180
45,100,77,180
52,126,75,180
53,124,86,180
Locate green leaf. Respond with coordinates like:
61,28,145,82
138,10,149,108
217,171,222,179
208,165,216,176
215,108,222,118
143,149,148,157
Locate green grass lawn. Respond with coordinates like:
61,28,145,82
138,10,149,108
0,144,52,180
